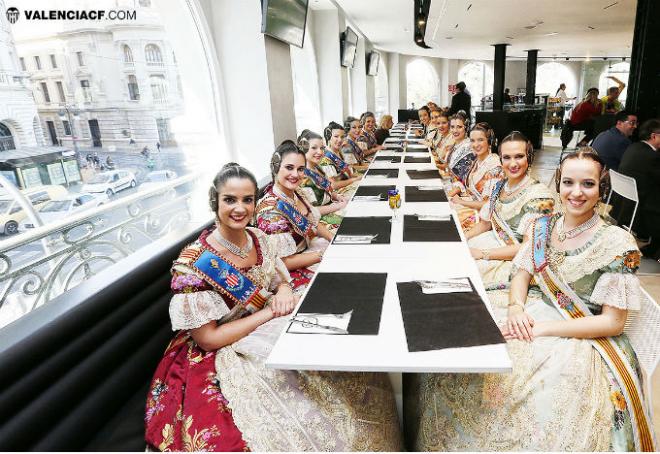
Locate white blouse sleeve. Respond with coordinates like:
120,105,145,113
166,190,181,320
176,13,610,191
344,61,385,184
169,291,231,331
590,273,641,311
479,200,492,221
512,236,535,275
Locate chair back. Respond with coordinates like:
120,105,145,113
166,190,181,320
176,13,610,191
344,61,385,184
609,170,639,202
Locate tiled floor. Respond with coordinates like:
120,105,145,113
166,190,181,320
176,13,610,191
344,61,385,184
533,132,660,437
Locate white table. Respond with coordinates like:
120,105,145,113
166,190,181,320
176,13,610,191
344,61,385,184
265,128,512,422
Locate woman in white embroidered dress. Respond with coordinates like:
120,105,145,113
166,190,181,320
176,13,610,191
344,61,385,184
410,150,656,451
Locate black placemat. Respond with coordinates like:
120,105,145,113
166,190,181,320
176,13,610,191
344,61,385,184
374,155,402,163
333,216,392,244
353,185,395,199
294,272,387,335
403,215,461,242
406,169,442,180
367,168,399,178
396,280,504,351
404,156,431,164
405,186,448,202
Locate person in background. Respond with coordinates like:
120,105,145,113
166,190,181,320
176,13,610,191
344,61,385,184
448,81,472,117
430,110,454,166
343,116,368,166
503,88,513,104
616,118,660,260
591,110,637,171
561,87,601,150
601,76,626,114
320,121,363,190
442,112,474,185
357,111,384,157
375,114,393,145
555,83,575,128
415,106,432,136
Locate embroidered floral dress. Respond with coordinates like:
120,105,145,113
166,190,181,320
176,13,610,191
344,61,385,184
358,129,378,151
255,185,328,291
469,180,555,286
145,227,402,452
318,149,360,196
409,217,654,451
454,153,504,231
300,166,344,229
342,137,367,166
446,138,474,185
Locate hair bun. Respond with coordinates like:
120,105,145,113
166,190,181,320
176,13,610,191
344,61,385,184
221,162,240,171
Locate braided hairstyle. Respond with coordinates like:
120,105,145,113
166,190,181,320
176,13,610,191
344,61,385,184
209,162,258,212
498,131,534,165
554,147,610,200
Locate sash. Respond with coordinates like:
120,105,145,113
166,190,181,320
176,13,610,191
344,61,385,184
323,150,349,173
531,216,656,452
347,138,364,163
487,181,518,247
178,246,270,314
275,199,313,238
304,167,333,195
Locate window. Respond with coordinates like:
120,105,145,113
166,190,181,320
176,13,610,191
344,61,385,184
290,34,322,134
29,191,51,204
374,63,389,120
34,55,41,70
19,57,26,71
599,62,630,104
62,120,71,136
123,44,133,63
536,62,577,98
50,54,57,69
80,79,91,101
145,44,163,65
0,122,15,151
127,74,140,100
149,75,167,103
56,81,66,102
458,62,494,108
76,51,84,66
406,58,440,109
40,82,51,103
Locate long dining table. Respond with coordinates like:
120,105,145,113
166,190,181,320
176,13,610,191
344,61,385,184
265,123,512,424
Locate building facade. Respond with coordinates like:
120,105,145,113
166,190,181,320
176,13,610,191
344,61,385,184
14,0,183,151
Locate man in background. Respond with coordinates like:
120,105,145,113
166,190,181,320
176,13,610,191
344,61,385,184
591,110,637,171
601,76,626,113
448,81,471,117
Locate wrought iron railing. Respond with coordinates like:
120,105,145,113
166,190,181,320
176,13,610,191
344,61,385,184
0,173,206,328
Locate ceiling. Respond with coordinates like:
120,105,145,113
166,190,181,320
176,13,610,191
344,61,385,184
334,0,636,60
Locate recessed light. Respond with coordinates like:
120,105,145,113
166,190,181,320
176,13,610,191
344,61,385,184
505,36,514,40
544,32,559,36
587,25,596,29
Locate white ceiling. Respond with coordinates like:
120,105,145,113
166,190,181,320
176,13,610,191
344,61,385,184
334,0,636,60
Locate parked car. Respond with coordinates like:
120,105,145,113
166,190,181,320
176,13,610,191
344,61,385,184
82,170,136,197
0,185,68,235
20,193,108,229
140,170,178,191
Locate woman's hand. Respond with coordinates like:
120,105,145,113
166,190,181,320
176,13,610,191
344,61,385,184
502,308,535,342
308,249,323,264
269,285,296,317
469,247,484,259
451,194,465,205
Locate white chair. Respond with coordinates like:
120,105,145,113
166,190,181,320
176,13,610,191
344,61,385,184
624,288,660,411
603,170,639,232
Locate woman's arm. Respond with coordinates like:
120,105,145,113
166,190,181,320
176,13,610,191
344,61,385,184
281,250,322,270
190,307,275,351
316,223,334,242
465,219,491,240
534,305,627,339
330,175,360,190
503,268,535,341
470,243,521,261
451,196,487,210
316,201,343,216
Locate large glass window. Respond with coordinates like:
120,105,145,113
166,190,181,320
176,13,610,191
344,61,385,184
406,58,440,109
374,62,389,121
290,30,322,135
536,62,577,97
458,61,493,108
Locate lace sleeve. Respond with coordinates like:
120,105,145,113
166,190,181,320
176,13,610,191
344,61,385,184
511,235,535,275
590,273,641,310
479,199,492,221
169,290,230,330
515,198,555,236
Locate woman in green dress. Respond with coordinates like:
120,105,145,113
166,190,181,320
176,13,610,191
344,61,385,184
411,150,656,452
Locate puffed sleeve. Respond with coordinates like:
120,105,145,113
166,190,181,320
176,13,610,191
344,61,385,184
255,207,298,258
590,250,642,310
515,198,556,237
511,232,535,276
169,271,231,330
478,199,492,221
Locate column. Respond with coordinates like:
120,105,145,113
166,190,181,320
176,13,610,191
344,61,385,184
492,44,508,110
525,49,539,106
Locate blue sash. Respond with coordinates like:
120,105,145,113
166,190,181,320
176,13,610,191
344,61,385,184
488,179,506,216
347,138,364,163
304,168,333,194
532,215,551,272
276,199,312,238
323,150,348,173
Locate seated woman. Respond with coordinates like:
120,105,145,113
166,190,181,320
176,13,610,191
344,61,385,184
319,121,362,194
449,122,504,230
374,114,393,145
410,150,656,452
145,163,401,451
466,132,555,286
256,141,334,291
357,111,385,158
441,112,474,182
297,129,349,230
426,110,452,163
342,116,371,170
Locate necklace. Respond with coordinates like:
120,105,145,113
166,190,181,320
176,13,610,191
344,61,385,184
557,211,600,242
503,175,530,194
213,228,252,258
273,184,296,206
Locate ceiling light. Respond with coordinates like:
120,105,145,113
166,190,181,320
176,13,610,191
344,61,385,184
603,2,618,9
622,57,627,61
565,57,570,61
587,25,595,30
544,32,559,36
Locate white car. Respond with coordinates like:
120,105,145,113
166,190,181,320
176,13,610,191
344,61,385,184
140,170,178,191
82,170,137,197
21,193,108,229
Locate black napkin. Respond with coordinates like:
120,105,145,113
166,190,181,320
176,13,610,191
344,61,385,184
404,156,431,164
406,169,441,180
295,273,387,335
333,216,392,244
367,168,399,178
374,155,402,163
405,186,448,202
353,185,395,199
396,280,505,352
403,215,461,242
